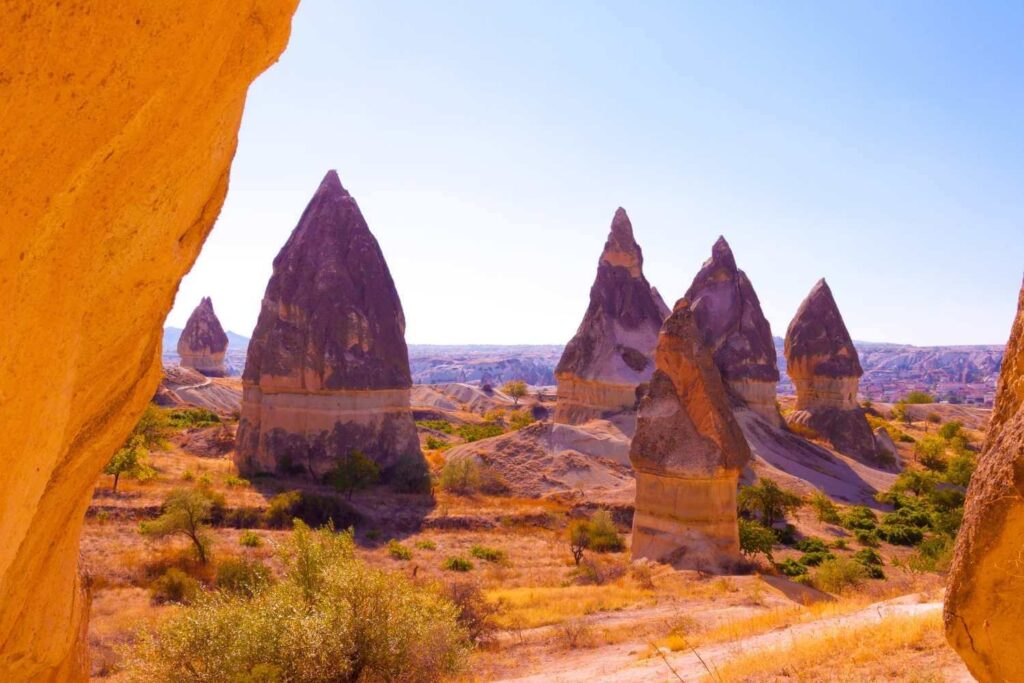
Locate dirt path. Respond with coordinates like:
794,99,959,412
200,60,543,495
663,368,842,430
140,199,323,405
497,596,949,683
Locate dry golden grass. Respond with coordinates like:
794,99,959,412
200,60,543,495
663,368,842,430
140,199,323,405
487,582,656,629
709,609,946,682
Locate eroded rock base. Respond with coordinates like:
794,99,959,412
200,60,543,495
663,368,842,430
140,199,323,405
553,375,638,425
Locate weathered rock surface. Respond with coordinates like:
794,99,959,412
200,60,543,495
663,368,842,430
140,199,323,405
630,300,751,570
554,208,664,424
236,171,424,480
0,3,297,680
873,427,897,460
784,279,876,460
177,297,229,376
945,278,1024,682
684,237,780,422
651,286,672,320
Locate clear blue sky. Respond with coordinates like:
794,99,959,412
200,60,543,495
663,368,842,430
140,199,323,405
167,0,1024,346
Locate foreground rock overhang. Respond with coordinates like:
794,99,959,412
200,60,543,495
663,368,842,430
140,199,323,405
0,3,298,680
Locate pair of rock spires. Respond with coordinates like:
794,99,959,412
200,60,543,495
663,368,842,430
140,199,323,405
234,171,424,480
177,297,229,377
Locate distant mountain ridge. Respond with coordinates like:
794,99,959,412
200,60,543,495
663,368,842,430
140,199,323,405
161,328,1003,403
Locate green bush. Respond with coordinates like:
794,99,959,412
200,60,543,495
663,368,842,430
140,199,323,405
425,436,450,451
878,523,924,546
125,523,469,682
946,453,977,488
457,423,505,442
508,409,535,430
813,558,868,593
738,519,776,563
239,530,262,548
853,548,883,566
583,510,625,552
855,528,880,547
776,558,808,577
439,457,508,495
738,479,803,528
831,539,848,550
443,556,474,572
907,535,954,573
938,421,963,441
794,537,830,553
415,539,437,551
840,506,878,531
151,568,201,605
168,407,221,429
387,540,413,561
798,550,835,567
264,491,360,530
903,391,935,404
224,475,250,488
470,545,506,563
131,404,173,448
914,436,948,472
809,493,841,524
216,558,272,598
417,419,455,434
326,450,380,499
141,488,217,563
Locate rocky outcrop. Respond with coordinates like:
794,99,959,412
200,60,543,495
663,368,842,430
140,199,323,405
554,208,664,424
873,427,897,460
945,278,1024,682
630,300,751,571
0,3,297,680
784,280,876,460
684,237,780,423
236,171,424,481
177,297,229,376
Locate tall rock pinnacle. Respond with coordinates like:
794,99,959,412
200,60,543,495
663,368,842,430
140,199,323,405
784,279,877,459
177,297,229,377
236,170,424,482
630,299,750,570
684,236,780,422
554,208,664,424
945,277,1024,682
651,286,672,320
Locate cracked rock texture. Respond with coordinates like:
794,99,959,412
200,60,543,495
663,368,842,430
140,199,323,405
945,277,1024,682
555,208,664,424
0,2,297,679
236,171,424,479
630,300,750,571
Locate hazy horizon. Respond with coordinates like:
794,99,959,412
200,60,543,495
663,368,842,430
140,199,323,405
166,1,1024,347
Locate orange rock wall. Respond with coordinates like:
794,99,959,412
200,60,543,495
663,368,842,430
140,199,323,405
553,374,639,424
0,3,297,679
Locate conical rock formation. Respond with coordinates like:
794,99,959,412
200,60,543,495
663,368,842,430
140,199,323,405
630,299,751,571
784,280,876,459
651,286,672,320
684,236,780,422
177,297,229,376
945,277,1024,682
236,171,424,480
554,208,664,424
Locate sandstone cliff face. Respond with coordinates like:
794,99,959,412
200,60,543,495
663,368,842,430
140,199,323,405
784,279,876,460
630,300,751,571
177,297,230,376
236,171,424,479
945,278,1024,682
0,3,297,680
684,237,780,423
554,209,664,424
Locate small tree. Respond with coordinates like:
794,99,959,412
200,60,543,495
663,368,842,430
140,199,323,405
938,421,963,441
502,380,528,406
104,435,154,492
327,450,380,500
738,518,775,563
904,391,936,405
737,479,803,528
568,520,590,566
141,488,215,563
891,401,911,424
914,436,947,472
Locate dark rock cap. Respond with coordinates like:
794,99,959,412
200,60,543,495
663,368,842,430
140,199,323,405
177,296,228,355
242,170,411,390
784,278,863,378
630,300,751,476
684,236,779,383
555,208,664,380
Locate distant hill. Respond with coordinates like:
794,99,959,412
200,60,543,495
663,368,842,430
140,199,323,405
160,328,1003,403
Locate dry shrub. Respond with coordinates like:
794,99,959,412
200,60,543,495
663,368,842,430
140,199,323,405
556,619,593,649
787,421,821,441
441,581,502,646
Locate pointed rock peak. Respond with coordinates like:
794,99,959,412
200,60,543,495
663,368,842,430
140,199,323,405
711,235,735,264
786,278,861,378
318,168,345,194
800,278,841,316
651,286,672,320
198,296,214,312
601,207,643,276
